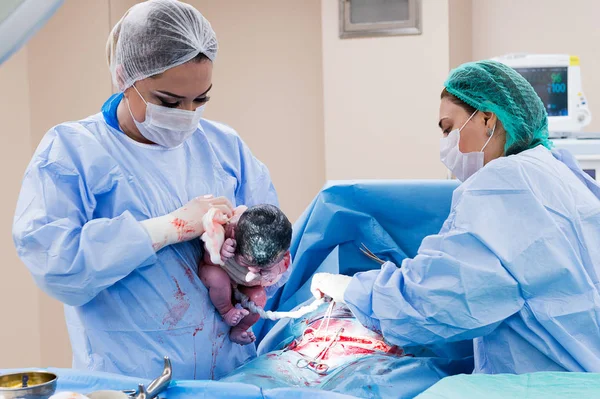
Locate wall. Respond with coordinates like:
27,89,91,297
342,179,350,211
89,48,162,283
191,0,326,221
27,0,113,145
0,47,41,368
448,0,472,69
321,0,450,180
471,0,600,133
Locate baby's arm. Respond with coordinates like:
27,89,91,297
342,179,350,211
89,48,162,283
204,224,235,266
202,237,232,266
209,205,247,265
202,233,234,266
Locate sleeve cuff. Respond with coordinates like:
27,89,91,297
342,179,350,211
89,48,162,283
109,211,158,268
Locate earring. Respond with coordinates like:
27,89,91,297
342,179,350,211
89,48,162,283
486,128,493,137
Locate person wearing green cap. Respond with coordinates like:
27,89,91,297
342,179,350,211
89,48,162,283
311,60,600,374
438,60,553,181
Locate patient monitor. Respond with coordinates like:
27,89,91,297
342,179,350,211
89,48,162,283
493,54,600,181
494,53,591,136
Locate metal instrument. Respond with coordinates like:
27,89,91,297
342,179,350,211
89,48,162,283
119,357,172,399
295,327,344,375
359,243,385,264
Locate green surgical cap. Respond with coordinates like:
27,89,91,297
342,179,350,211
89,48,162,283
444,60,552,155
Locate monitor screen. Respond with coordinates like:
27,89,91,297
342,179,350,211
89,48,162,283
514,67,568,117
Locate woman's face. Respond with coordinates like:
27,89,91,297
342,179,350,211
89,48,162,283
119,59,213,143
438,97,506,165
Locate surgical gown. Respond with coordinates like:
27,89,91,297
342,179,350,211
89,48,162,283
345,145,600,374
12,93,279,380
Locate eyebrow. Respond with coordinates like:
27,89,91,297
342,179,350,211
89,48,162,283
155,84,213,99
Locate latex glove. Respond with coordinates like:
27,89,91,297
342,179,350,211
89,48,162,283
140,195,233,252
200,207,229,265
224,205,248,238
310,272,352,304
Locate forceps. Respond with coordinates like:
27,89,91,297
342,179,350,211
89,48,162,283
359,243,385,265
296,327,344,374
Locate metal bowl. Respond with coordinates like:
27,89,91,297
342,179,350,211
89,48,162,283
0,370,57,398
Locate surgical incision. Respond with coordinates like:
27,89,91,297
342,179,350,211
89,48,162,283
221,303,408,389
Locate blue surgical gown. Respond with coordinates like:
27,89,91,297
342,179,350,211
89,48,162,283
12,93,279,380
345,145,600,374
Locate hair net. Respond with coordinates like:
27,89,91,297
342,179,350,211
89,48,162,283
444,60,552,155
106,0,217,90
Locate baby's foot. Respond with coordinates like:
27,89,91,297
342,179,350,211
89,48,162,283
230,327,256,345
222,307,249,326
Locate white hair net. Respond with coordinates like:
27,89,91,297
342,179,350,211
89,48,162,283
107,0,218,90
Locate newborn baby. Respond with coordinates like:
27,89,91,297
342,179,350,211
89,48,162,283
199,204,292,345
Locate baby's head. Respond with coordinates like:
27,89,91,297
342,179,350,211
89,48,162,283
234,204,292,270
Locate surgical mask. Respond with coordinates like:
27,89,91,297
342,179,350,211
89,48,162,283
440,110,495,182
127,85,205,148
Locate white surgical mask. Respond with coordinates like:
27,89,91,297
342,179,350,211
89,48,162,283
126,84,204,148
440,110,495,182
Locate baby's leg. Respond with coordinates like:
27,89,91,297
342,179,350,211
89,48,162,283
237,286,267,330
229,286,267,345
199,264,248,326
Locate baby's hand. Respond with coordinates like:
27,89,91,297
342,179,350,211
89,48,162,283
220,238,237,260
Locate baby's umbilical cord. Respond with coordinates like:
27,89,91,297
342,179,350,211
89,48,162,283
233,288,325,320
